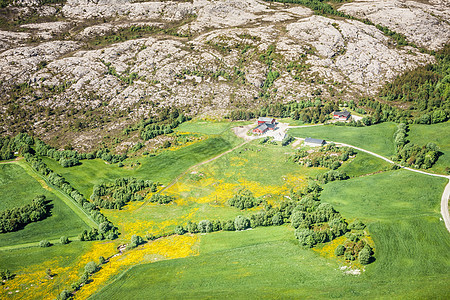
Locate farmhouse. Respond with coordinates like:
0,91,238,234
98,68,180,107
253,117,276,134
258,117,276,125
333,111,351,121
304,137,326,147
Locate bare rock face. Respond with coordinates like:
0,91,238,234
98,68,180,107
339,0,450,50
0,0,447,146
285,16,431,90
0,41,81,84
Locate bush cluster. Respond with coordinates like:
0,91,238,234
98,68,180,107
292,143,355,169
228,189,261,210
149,194,175,204
393,123,440,169
91,177,158,209
0,195,49,233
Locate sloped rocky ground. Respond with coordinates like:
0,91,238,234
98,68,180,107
0,0,448,150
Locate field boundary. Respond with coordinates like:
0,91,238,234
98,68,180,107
13,160,98,228
0,236,80,251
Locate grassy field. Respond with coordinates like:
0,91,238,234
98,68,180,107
408,122,450,174
0,240,118,300
339,150,391,178
0,163,89,248
288,122,398,157
92,169,450,299
103,139,325,239
42,134,242,198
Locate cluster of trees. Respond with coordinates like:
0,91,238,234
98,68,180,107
316,170,348,184
0,195,49,233
122,107,187,141
393,123,440,169
35,136,126,166
24,154,119,239
281,134,295,146
334,220,374,264
126,234,145,250
79,221,118,241
226,100,339,124
149,194,175,204
58,256,107,300
91,177,158,209
292,143,355,169
379,44,450,124
227,189,261,210
0,133,34,160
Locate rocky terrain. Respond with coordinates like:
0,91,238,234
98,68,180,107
0,0,448,150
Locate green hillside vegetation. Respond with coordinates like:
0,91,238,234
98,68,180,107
288,122,397,157
339,151,391,178
0,163,88,247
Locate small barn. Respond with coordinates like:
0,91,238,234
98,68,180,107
333,111,351,121
258,117,276,125
304,138,326,147
253,123,269,134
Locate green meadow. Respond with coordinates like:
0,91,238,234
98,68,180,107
1,119,449,299
288,123,398,157
42,134,241,198
0,163,88,248
339,150,391,178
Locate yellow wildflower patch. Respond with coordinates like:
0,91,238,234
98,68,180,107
313,235,347,259
74,235,199,299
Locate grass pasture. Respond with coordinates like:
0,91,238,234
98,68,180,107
339,151,391,178
288,122,398,157
408,122,450,174
103,139,325,239
0,163,89,248
42,135,241,198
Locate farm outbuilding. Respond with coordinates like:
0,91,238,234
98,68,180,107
257,117,276,125
253,117,276,134
304,138,326,147
333,111,351,121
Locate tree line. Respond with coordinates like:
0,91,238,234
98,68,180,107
24,153,119,240
393,123,440,169
0,195,50,233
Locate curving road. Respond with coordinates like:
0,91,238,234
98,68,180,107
295,137,450,232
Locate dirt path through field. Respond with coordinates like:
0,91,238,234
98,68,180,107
136,140,250,211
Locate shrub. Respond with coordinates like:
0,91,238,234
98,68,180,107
335,244,345,256
84,261,97,274
60,236,69,244
271,213,283,225
198,220,213,233
39,240,51,247
359,245,373,265
174,225,186,235
234,215,250,231
59,290,71,300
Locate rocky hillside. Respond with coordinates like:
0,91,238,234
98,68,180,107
0,0,448,150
